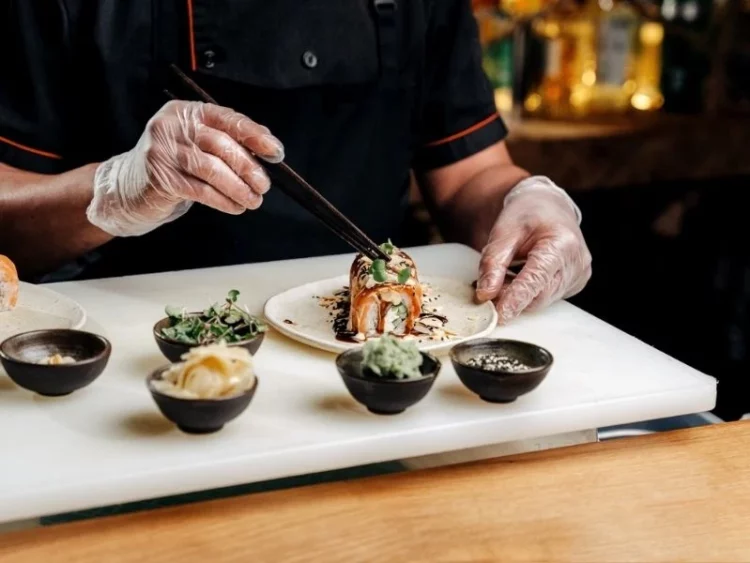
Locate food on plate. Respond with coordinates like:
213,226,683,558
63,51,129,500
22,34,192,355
318,243,458,343
361,335,424,380
347,241,422,338
151,341,256,399
161,290,267,345
0,255,19,313
40,354,77,365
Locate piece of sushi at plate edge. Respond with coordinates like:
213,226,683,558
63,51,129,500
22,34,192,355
0,255,19,313
348,242,422,338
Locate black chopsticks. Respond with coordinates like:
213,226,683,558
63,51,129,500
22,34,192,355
165,64,391,263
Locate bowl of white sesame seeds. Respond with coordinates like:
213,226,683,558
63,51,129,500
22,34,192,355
449,338,552,403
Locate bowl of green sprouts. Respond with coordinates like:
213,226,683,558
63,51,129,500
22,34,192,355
153,290,268,362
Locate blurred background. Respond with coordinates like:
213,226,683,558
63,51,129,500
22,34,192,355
404,0,750,421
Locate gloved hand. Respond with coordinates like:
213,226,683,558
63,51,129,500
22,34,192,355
475,176,592,324
87,100,285,237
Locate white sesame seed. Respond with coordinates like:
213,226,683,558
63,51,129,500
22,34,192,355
466,353,532,372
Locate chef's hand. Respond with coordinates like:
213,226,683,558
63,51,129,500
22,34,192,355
86,100,284,237
475,177,592,324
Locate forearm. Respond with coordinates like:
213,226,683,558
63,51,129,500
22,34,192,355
0,163,112,276
428,162,529,250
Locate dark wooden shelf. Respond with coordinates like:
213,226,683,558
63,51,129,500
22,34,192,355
505,114,750,190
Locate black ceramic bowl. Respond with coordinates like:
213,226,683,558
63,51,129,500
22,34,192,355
153,314,265,363
147,366,258,434
450,338,553,403
335,349,441,415
0,329,111,396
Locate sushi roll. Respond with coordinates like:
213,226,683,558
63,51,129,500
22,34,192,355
0,255,19,312
349,242,422,338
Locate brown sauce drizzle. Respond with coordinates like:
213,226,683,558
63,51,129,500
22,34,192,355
418,312,448,325
335,332,359,343
331,289,359,342
334,310,358,343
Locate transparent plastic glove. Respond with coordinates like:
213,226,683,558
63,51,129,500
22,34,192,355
87,100,285,237
475,176,592,324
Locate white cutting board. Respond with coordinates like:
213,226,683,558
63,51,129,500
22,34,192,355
0,244,716,523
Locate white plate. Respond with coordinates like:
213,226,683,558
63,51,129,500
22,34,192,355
264,275,497,354
0,282,87,341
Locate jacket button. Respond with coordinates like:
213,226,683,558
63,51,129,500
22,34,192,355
204,50,215,69
301,50,318,69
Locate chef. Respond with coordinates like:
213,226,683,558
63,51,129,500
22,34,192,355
0,0,590,324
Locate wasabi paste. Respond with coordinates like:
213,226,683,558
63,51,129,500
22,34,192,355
361,335,423,380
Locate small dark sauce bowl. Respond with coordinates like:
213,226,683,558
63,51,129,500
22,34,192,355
0,329,111,396
153,314,265,363
335,349,441,415
450,338,553,403
147,366,258,434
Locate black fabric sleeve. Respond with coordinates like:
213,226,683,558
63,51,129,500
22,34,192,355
0,2,71,173
413,0,508,171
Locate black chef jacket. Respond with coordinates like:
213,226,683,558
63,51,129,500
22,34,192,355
0,0,507,280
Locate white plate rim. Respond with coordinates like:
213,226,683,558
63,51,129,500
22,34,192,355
3,282,87,334
263,274,498,354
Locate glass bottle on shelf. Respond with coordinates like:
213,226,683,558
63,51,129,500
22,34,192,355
631,21,664,112
587,0,641,116
501,0,550,19
474,0,515,115
526,0,595,120
528,0,653,120
498,0,554,119
660,0,713,113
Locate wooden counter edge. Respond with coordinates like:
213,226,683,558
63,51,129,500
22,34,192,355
2,421,750,563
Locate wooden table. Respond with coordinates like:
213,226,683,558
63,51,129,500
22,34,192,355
3,422,749,563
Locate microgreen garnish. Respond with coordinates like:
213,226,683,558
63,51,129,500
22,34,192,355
379,239,396,255
161,290,267,345
371,259,388,283
165,305,184,318
394,303,408,320
397,267,411,284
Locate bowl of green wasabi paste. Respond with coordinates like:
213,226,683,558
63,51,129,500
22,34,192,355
335,336,441,415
